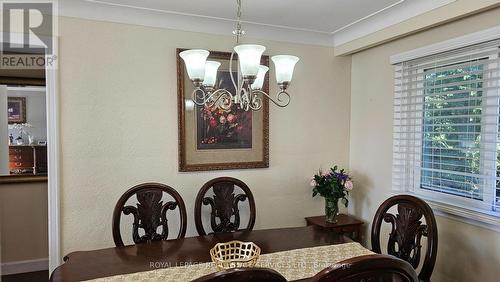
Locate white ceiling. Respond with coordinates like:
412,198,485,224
83,0,401,34
59,0,456,47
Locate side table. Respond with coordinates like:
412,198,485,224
305,214,364,242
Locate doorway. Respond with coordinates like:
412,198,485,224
0,32,60,280
0,59,50,280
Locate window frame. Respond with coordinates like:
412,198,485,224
411,57,497,212
390,26,500,232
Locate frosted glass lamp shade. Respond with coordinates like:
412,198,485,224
202,61,221,88
251,65,269,90
234,44,266,77
271,55,299,83
179,49,209,81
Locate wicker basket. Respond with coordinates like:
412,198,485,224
210,240,261,270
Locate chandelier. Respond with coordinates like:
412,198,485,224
179,0,299,111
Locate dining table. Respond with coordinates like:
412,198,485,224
50,225,371,282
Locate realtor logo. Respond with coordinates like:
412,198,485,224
1,1,57,69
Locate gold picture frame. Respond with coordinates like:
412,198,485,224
177,49,269,172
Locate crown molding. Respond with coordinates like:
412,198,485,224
330,0,405,34
335,0,500,56
59,0,334,46
332,0,456,47
58,0,456,48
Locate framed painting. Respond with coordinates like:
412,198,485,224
177,49,269,172
7,97,26,124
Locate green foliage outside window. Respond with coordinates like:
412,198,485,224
421,63,489,200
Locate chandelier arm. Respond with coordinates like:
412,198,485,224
218,91,233,111
248,98,262,111
191,87,209,106
247,89,263,111
253,89,291,108
205,89,234,110
229,51,239,96
276,90,291,106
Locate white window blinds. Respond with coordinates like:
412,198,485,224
393,39,500,215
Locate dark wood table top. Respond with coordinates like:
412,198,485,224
305,214,364,228
50,226,352,282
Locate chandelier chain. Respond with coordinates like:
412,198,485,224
234,0,243,43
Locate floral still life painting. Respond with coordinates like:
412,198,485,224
177,49,269,172
196,71,252,150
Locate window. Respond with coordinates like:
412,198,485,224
393,39,500,218
420,61,485,200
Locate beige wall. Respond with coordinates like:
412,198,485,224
58,17,351,254
0,182,48,262
349,7,500,282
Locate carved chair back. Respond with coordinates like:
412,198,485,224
371,195,438,282
192,267,286,282
312,254,419,282
195,177,256,235
112,183,187,247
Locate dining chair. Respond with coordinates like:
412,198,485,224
194,177,256,235
112,183,187,247
191,267,286,282
371,195,438,282
311,254,419,282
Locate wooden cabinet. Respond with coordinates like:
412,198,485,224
9,145,47,175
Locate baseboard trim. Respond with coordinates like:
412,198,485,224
1,258,49,276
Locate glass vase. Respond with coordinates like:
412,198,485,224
325,197,339,224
